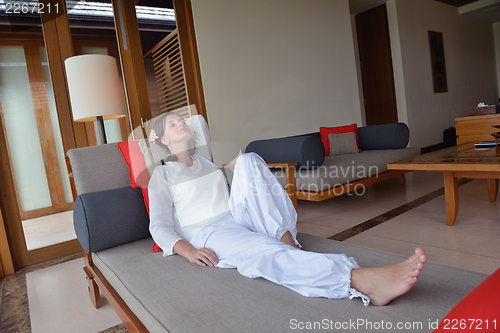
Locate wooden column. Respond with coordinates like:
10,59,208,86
111,0,152,135
40,0,88,151
0,107,29,270
173,0,208,122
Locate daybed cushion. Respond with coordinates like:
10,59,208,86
358,123,410,150
73,186,150,253
272,148,419,192
245,134,325,170
92,234,488,333
68,143,131,195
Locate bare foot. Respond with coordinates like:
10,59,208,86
350,248,427,306
281,231,300,249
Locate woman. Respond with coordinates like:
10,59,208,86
148,112,427,306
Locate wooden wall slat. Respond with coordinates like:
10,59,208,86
152,29,190,114
112,0,152,135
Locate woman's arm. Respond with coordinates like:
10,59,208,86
148,167,218,266
149,168,182,256
186,115,212,161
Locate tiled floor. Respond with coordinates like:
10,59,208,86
22,211,76,250
296,171,500,275
1,171,499,332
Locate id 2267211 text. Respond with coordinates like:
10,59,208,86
4,2,59,14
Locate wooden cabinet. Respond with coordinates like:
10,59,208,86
455,114,500,144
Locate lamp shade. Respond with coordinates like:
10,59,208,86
65,54,127,122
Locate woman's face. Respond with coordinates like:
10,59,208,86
160,114,192,147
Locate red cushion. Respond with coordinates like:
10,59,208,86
117,141,150,189
320,124,360,156
433,267,500,332
117,141,162,253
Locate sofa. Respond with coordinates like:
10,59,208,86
68,119,494,333
245,123,420,208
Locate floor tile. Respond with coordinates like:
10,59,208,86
303,203,393,230
321,171,446,210
296,222,343,239
26,258,121,333
344,233,500,275
412,191,500,221
458,178,494,198
22,211,76,250
357,210,500,258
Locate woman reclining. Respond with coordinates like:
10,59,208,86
147,112,427,306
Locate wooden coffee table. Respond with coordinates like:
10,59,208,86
388,143,500,225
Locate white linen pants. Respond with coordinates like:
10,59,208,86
190,153,370,305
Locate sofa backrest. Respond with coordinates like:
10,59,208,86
68,143,130,196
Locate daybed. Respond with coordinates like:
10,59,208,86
68,117,494,333
245,123,420,208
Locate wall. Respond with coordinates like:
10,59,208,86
191,0,362,164
494,22,500,98
388,0,498,148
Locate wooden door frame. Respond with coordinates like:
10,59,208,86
0,103,29,270
173,0,207,123
25,40,74,217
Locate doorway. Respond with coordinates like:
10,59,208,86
355,4,398,126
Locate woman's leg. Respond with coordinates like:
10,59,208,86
192,222,426,306
194,222,368,304
228,153,300,247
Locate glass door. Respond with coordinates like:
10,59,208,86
0,41,73,222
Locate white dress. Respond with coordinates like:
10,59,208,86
148,146,370,306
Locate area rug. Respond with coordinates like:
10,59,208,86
26,258,122,333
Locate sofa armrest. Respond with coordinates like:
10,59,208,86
357,123,410,150
73,186,150,253
245,134,325,169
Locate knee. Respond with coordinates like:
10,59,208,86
236,152,265,166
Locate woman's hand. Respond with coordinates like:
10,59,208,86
173,240,219,267
149,129,158,143
187,247,219,267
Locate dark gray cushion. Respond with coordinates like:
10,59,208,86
358,123,409,150
73,187,150,253
245,134,325,169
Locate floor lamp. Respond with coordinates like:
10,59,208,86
65,54,127,144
